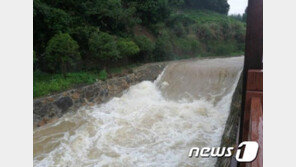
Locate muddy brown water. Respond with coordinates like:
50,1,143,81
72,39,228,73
34,56,244,167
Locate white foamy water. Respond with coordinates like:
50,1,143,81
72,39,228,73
34,57,243,167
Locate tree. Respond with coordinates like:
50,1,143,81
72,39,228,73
89,31,120,67
229,14,243,22
127,0,171,25
169,0,185,8
44,33,80,76
183,0,229,14
117,38,140,57
82,0,139,32
70,26,97,58
133,35,155,61
34,0,73,56
242,7,248,22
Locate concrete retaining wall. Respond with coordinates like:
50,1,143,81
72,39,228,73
216,75,243,167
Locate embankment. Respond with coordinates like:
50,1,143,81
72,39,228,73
33,62,167,126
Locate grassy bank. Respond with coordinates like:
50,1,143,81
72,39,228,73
34,64,142,98
34,51,244,98
34,71,99,98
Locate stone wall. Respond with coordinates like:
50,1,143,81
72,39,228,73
215,75,243,167
33,62,167,126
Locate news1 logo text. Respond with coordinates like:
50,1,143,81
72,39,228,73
188,141,259,162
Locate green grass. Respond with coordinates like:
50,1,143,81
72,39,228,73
178,10,244,25
98,69,108,80
34,71,99,98
33,64,142,98
205,40,244,55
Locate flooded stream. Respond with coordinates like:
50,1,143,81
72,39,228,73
34,57,243,167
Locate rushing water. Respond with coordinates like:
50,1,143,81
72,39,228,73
34,57,244,167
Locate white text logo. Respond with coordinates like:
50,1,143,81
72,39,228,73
188,141,259,162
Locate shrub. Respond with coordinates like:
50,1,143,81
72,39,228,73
229,14,243,22
70,26,98,56
174,37,203,55
233,22,246,43
169,0,185,7
148,22,166,35
134,0,170,25
44,33,80,75
133,35,155,60
206,41,238,55
45,8,71,33
117,38,140,57
98,69,108,81
154,32,175,61
89,31,120,66
89,32,122,68
183,0,229,14
173,22,186,37
167,13,195,27
196,23,221,41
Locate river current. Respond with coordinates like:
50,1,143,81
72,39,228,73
34,57,244,167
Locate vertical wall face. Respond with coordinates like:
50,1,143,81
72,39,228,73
216,75,243,167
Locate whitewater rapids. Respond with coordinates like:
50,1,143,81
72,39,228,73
34,57,244,167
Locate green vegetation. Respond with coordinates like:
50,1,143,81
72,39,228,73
98,70,108,81
133,35,155,61
34,0,246,98
229,7,247,22
44,33,80,76
89,31,120,67
117,38,140,58
149,10,246,60
34,71,98,97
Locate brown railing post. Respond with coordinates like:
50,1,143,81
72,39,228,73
240,0,263,141
239,0,263,166
244,0,263,70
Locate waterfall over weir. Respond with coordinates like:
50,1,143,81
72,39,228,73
34,57,244,167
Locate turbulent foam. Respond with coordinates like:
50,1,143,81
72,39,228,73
34,57,243,167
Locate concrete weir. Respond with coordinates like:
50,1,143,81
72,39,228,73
34,56,244,167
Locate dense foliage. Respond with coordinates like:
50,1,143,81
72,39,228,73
44,33,80,76
183,0,229,14
89,31,120,65
34,0,246,97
